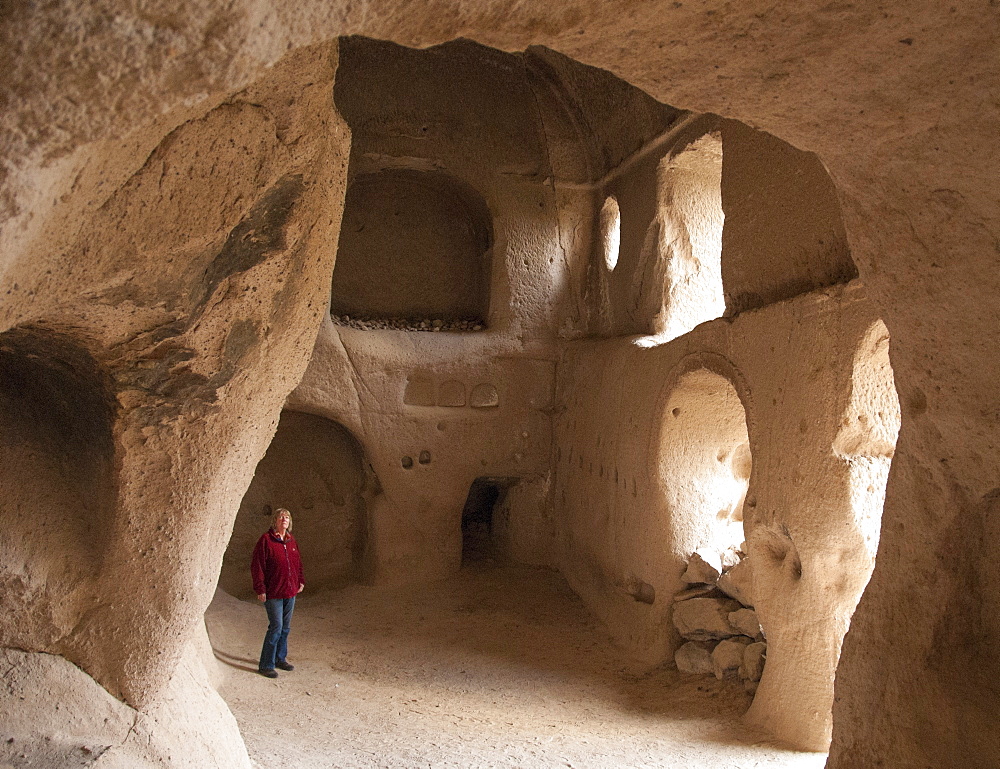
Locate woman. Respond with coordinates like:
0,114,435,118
250,508,305,678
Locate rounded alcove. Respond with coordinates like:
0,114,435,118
330,169,493,331
0,326,117,643
656,133,725,339
659,368,751,555
833,319,900,584
220,410,372,596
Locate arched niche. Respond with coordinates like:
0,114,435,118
219,410,373,596
0,326,117,646
659,367,751,557
330,169,493,326
656,133,725,340
720,119,856,315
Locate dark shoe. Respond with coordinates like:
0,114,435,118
275,660,295,671
258,668,278,678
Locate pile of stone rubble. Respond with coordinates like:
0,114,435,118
332,315,486,332
672,545,766,693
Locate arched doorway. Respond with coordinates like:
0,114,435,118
219,410,373,596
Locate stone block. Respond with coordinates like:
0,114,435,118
674,641,715,675
672,597,741,640
682,547,723,584
728,608,764,640
740,641,767,682
712,637,753,679
673,584,722,602
717,557,753,607
721,544,743,571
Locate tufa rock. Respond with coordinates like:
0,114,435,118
712,636,754,679
682,548,723,584
675,641,715,675
672,597,742,640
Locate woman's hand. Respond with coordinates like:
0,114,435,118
298,583,304,594
257,593,266,602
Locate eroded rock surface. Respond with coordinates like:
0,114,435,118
2,3,998,767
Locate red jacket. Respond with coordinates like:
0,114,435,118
251,530,305,599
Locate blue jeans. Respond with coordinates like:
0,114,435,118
259,596,295,671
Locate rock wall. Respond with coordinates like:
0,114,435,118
554,282,891,750
3,2,999,767
0,41,350,764
1,629,250,769
281,38,693,585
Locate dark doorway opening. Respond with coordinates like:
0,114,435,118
461,477,517,565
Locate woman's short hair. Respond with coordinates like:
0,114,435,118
272,508,293,532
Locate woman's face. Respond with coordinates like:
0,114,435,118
274,511,291,531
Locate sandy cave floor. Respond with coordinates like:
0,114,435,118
205,563,826,769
